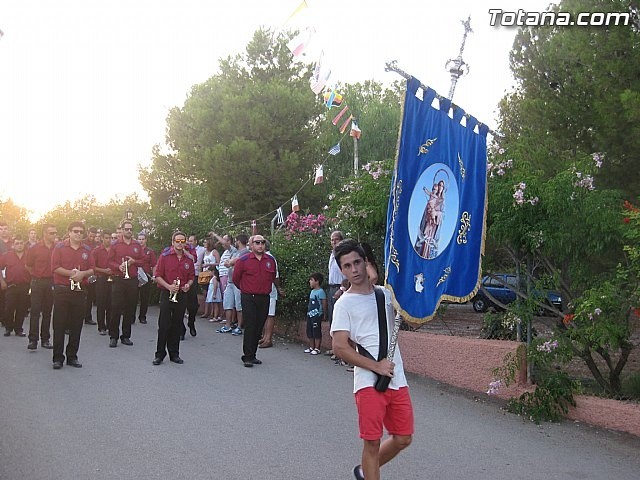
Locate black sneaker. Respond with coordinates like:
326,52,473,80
27,341,37,350
52,361,63,370
109,338,118,348
353,465,365,480
41,341,53,349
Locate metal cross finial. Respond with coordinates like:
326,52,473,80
445,16,472,100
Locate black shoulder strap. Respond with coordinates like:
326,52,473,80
374,286,388,361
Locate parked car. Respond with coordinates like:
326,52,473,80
471,273,562,314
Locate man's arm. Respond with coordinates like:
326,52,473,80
332,331,395,377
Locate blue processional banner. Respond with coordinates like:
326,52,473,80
384,77,488,322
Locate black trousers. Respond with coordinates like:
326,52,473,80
29,278,53,342
109,277,138,340
52,287,85,363
83,281,96,322
240,293,270,362
181,283,199,335
4,283,30,333
137,281,151,321
95,277,112,332
156,290,187,360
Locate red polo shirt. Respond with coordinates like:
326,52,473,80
154,247,195,291
107,239,144,278
0,251,31,284
51,241,95,286
91,245,111,277
25,241,55,279
140,246,157,274
232,252,276,295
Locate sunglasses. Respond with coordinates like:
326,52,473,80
253,240,266,245
71,230,84,234
174,239,187,244
123,228,133,231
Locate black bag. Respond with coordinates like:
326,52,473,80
356,287,392,392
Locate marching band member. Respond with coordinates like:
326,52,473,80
152,231,195,365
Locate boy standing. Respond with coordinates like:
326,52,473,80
330,239,413,480
305,272,326,355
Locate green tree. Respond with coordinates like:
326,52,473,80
141,28,325,224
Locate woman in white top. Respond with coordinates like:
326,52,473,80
201,238,222,320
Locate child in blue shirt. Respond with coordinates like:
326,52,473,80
305,272,327,355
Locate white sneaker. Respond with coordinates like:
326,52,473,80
311,349,320,355
304,347,313,353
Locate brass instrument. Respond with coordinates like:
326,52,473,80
70,268,82,291
169,279,180,303
123,258,130,279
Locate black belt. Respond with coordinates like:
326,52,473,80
329,284,341,288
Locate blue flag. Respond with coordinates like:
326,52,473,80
384,77,487,322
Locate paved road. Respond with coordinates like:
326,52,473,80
1,306,639,480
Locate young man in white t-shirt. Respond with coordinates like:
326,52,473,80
330,239,413,480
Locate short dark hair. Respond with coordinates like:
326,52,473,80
172,231,186,242
13,234,24,242
237,233,249,246
88,227,98,234
42,223,56,234
102,229,112,236
120,220,133,229
334,239,366,268
68,221,84,232
309,272,324,285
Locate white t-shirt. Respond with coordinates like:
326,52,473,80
330,288,408,393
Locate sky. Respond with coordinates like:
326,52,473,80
0,0,553,220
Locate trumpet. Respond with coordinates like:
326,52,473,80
169,279,180,303
70,268,82,291
123,258,130,279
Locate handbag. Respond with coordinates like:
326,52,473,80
356,287,392,392
198,270,213,285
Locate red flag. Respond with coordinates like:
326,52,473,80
314,165,324,185
339,114,354,134
332,105,349,126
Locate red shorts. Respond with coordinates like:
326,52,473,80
354,386,414,440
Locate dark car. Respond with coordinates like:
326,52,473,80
471,273,562,313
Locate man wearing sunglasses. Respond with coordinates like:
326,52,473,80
24,224,58,349
107,220,143,348
152,231,195,365
232,235,277,367
50,222,95,369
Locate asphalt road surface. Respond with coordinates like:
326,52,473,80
1,306,639,480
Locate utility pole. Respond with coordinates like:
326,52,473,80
445,16,472,101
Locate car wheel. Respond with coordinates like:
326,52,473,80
472,298,488,313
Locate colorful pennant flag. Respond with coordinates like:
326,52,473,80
276,207,284,225
287,28,314,60
310,53,332,95
350,121,362,139
285,0,309,24
332,105,349,125
339,114,354,134
291,195,300,212
328,143,341,155
314,165,324,185
323,90,343,108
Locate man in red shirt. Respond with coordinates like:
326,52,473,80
232,234,277,367
91,229,114,335
0,235,31,336
82,227,100,326
107,220,143,348
51,222,95,369
25,224,58,349
136,232,157,325
152,231,195,365
0,221,12,331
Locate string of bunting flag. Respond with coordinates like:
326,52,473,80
211,0,365,235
